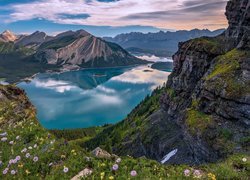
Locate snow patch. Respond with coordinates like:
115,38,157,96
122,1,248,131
161,149,178,164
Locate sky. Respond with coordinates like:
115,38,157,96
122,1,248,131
0,0,228,37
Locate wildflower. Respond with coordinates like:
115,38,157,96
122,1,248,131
12,159,17,164
184,169,191,177
15,156,21,161
242,158,247,162
100,163,106,167
11,170,16,175
112,164,119,171
48,162,53,166
25,169,31,175
34,144,37,148
61,155,66,159
9,141,14,145
18,164,23,168
28,146,33,150
9,159,13,164
16,136,20,140
109,176,114,180
21,148,27,153
116,158,121,163
71,149,75,153
25,153,30,158
193,170,202,178
100,172,105,179
130,170,137,177
208,173,216,180
63,166,69,173
3,168,8,175
1,137,7,141
33,156,39,162
0,132,7,136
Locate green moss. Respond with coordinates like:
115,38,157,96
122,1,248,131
186,109,213,134
205,49,250,97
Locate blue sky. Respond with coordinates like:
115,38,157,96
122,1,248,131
0,0,228,37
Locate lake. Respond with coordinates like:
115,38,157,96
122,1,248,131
18,65,171,129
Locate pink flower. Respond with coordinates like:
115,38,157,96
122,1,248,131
130,170,137,177
193,170,202,178
9,141,14,145
2,168,8,175
33,156,39,162
184,169,191,176
15,156,21,161
112,164,119,171
9,159,13,164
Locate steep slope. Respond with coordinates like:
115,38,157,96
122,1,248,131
86,0,250,165
0,30,17,42
34,30,146,68
104,29,225,56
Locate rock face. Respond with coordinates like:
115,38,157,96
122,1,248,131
86,0,250,165
0,30,17,42
34,30,145,68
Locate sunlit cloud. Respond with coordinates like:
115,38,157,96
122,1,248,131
2,0,228,30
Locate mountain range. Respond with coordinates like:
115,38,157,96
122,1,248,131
104,29,225,57
0,30,146,82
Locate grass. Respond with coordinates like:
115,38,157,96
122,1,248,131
186,109,213,135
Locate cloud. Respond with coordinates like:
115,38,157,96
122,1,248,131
2,0,228,30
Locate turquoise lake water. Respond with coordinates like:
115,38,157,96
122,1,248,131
18,65,171,129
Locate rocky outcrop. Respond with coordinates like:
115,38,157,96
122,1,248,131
86,0,250,165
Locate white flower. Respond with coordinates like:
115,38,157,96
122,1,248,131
34,144,37,148
1,137,7,142
9,141,14,145
16,136,20,140
242,158,247,162
116,158,121,163
33,156,39,162
0,132,7,136
28,146,32,150
63,166,69,173
48,162,53,166
25,153,30,158
21,148,27,153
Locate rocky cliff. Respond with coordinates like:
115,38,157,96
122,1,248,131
86,0,250,165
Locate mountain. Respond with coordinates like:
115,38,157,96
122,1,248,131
34,30,145,68
85,0,250,165
0,29,146,82
15,31,52,48
0,30,17,42
103,29,225,57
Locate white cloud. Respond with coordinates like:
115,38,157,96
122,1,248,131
4,0,227,30
33,79,76,93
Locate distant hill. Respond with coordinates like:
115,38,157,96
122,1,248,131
103,29,225,57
